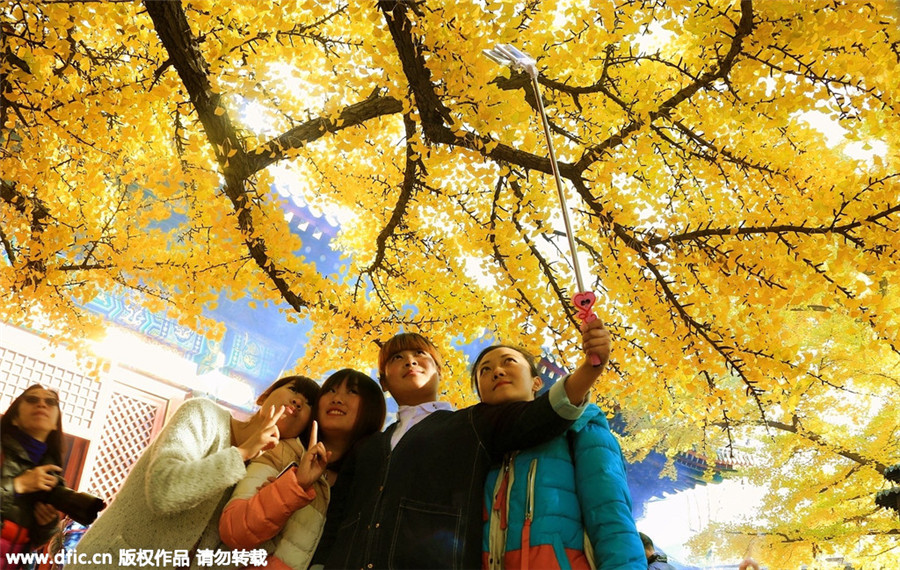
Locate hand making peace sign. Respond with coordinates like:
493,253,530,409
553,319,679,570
236,403,286,462
293,420,331,489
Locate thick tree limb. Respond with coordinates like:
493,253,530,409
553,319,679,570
377,0,451,133
144,1,310,313
144,0,414,315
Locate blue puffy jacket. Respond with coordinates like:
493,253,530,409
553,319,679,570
482,404,645,569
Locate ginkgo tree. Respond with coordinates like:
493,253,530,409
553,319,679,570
2,0,898,565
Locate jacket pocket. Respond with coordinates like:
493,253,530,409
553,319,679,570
389,498,462,568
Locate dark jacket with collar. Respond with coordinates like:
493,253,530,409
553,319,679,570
1,432,60,548
318,389,576,569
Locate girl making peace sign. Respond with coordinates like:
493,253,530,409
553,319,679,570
69,375,320,570
220,369,385,570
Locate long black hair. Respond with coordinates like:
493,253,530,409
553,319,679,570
318,369,386,470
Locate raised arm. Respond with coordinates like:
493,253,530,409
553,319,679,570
220,426,326,548
563,318,610,405
478,318,611,456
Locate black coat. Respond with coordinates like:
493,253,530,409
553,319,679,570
318,391,574,569
1,433,60,549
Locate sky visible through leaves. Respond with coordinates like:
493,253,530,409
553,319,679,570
2,1,899,566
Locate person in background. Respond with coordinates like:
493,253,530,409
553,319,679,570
69,375,319,570
639,532,676,570
315,318,610,569
472,344,645,569
1,385,64,569
220,369,386,570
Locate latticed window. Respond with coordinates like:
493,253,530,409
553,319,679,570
1,334,175,505
85,391,166,503
0,347,100,430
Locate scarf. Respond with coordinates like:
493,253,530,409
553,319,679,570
7,424,49,465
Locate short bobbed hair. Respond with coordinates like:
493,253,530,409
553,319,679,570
377,333,443,388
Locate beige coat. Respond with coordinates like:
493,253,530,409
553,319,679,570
219,439,330,569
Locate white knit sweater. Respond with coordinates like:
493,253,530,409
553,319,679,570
70,398,247,570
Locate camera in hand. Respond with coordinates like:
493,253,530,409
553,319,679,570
32,476,107,526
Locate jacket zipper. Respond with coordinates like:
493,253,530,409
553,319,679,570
522,458,538,570
489,453,515,570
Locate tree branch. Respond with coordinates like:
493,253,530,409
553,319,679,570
717,417,888,474
573,0,756,173
246,91,403,176
647,199,900,247
144,0,317,313
363,113,420,276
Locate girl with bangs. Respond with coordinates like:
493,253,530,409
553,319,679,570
69,375,319,570
315,318,611,570
220,369,386,570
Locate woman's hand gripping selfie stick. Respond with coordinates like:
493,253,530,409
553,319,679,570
484,44,602,366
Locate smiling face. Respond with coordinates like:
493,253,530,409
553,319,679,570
475,347,543,405
12,387,61,441
316,378,361,438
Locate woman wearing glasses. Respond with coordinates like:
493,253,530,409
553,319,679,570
0,385,65,569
